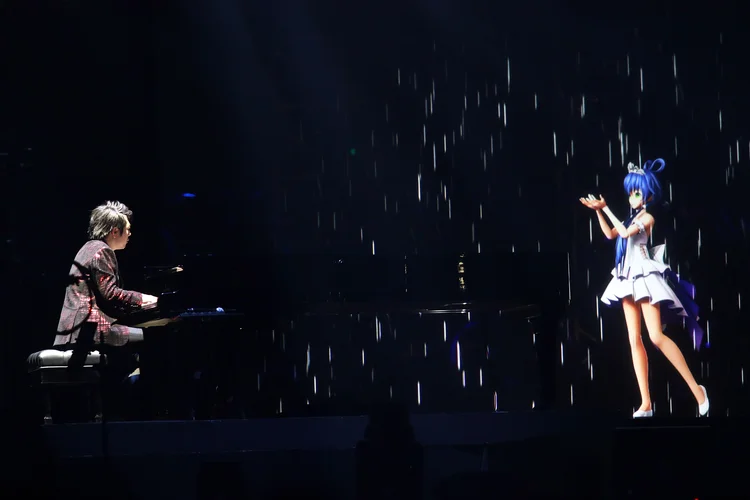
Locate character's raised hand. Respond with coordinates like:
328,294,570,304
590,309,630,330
579,194,607,210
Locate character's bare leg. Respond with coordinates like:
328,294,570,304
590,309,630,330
623,297,651,412
640,301,706,406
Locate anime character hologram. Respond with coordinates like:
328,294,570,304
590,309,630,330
580,159,709,418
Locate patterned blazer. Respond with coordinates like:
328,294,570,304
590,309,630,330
54,240,143,347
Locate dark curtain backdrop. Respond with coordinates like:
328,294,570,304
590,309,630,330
3,0,749,417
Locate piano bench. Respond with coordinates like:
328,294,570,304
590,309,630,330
27,349,104,425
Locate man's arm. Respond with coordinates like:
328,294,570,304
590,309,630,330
90,247,143,308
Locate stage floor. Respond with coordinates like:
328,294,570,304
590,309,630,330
41,410,716,458
22,411,747,499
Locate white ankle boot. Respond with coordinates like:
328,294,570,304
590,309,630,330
698,385,709,416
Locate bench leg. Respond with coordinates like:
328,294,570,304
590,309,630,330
43,390,53,425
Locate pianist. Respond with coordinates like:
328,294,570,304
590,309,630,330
54,201,159,347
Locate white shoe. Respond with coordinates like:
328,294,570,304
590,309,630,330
633,409,653,418
698,385,709,416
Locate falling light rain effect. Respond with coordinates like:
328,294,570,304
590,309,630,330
227,25,750,418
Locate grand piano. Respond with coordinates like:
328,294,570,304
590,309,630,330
125,252,567,419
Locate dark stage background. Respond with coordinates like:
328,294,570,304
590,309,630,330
2,0,749,421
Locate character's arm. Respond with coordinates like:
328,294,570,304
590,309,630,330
595,210,618,240
580,195,618,240
90,247,143,308
602,207,654,239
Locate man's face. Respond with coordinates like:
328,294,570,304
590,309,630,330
110,219,131,250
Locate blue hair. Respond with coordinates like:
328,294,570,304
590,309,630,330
614,159,666,269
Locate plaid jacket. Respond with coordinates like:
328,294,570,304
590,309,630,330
54,240,143,347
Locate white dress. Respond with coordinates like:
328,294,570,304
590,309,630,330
600,222,687,318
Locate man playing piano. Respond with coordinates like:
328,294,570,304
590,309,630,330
55,200,158,348
54,201,159,419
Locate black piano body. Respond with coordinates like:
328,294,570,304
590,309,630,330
122,252,567,418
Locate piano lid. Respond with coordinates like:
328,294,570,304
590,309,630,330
135,252,567,316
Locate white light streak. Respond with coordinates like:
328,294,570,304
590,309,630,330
306,344,311,374
507,57,511,92
456,341,462,370
553,131,557,157
640,68,644,92
697,229,701,258
581,95,586,118
595,296,600,318
566,252,572,304
560,342,565,366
